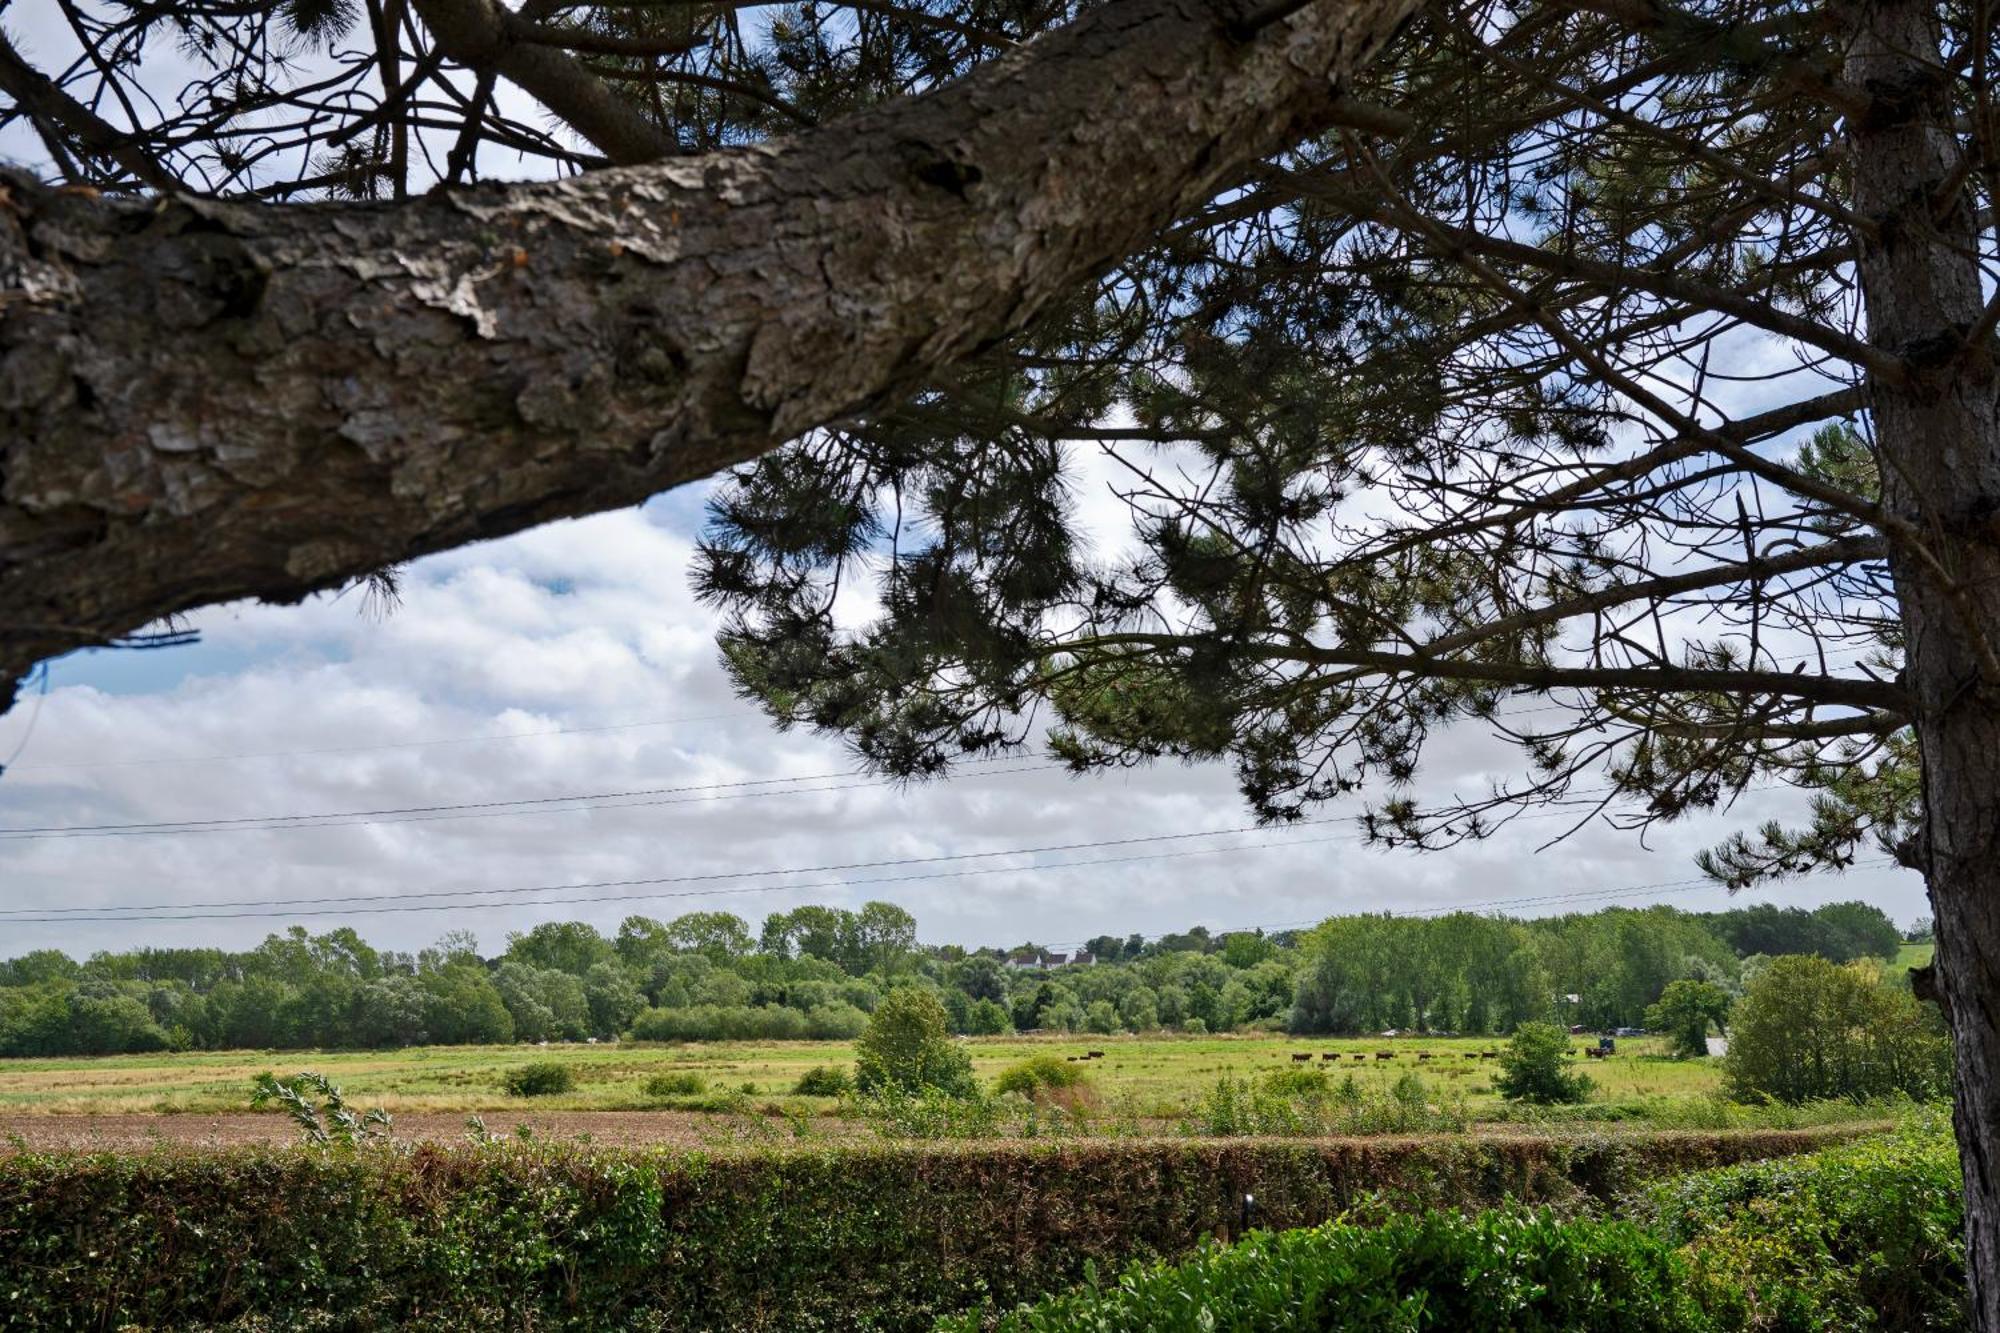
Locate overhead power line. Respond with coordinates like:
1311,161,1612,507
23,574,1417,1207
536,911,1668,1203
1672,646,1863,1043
0,754,1057,841
0,709,743,772
0,824,1362,924
0,816,1343,917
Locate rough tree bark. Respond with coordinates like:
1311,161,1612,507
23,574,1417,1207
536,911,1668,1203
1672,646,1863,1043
0,0,1419,710
1846,2,2000,1327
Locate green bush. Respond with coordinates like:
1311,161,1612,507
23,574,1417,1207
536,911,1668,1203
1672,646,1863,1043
946,1127,1964,1333
643,1070,706,1098
502,1061,575,1097
993,1055,1087,1099
794,1064,853,1096
854,988,976,1097
860,1087,1004,1139
1262,1066,1330,1098
943,1209,1718,1332
1495,1022,1594,1104
1635,1125,1963,1332
1724,955,1950,1104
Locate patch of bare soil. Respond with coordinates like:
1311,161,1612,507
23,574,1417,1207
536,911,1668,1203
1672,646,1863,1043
0,1110,871,1150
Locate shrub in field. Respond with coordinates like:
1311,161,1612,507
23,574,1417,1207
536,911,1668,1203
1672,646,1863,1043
854,988,976,1097
1262,1066,1331,1098
993,1055,1087,1100
503,1061,575,1097
643,1071,706,1098
1496,1022,1594,1104
861,1086,1004,1139
941,1209,1718,1332
794,1064,853,1096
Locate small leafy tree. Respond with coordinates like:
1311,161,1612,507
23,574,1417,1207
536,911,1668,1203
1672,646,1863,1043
854,988,975,1097
1646,980,1735,1060
1494,1024,1593,1105
249,1071,391,1146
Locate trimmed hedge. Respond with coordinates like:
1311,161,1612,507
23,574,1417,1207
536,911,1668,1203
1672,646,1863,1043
0,1127,1871,1331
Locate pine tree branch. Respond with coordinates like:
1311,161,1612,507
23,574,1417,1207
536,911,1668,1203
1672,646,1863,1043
0,0,1422,709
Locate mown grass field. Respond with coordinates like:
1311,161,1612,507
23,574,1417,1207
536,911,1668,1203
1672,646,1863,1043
0,1032,1723,1118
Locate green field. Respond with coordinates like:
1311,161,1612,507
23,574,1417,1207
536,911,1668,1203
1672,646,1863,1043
1897,940,1936,971
0,1032,1726,1118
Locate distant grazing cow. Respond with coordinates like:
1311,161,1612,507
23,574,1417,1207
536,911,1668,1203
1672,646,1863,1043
1321,1053,1338,1061
1086,1051,1105,1059
1352,1053,1367,1061
1291,1052,1313,1062
1374,1051,1395,1061
1417,1052,1432,1061
1480,1051,1498,1059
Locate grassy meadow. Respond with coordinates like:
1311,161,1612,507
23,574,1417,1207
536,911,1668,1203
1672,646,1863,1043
0,1031,1731,1119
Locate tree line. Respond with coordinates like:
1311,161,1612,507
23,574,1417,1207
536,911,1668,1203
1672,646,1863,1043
0,898,1911,1059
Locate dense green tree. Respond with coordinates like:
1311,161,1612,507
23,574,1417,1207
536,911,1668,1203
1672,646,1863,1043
663,912,756,963
849,902,920,975
419,966,514,1046
1725,956,1950,1106
0,951,81,988
583,962,647,1039
1645,980,1734,1061
494,962,591,1042
505,923,616,978
1494,1023,1593,1106
966,998,1014,1036
854,988,976,1096
351,976,430,1049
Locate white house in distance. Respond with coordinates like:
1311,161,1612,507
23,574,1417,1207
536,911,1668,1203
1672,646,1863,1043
1004,950,1096,970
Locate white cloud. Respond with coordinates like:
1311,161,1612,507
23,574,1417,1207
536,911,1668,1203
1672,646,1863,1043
0,481,1925,961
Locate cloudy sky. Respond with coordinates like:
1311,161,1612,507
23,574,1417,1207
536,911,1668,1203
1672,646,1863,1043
0,453,1924,961
0,9,1926,962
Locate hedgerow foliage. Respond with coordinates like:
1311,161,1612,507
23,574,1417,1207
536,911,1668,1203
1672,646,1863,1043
1635,1126,1964,1331
949,1128,1961,1333
0,1129,1867,1331
943,1210,1715,1332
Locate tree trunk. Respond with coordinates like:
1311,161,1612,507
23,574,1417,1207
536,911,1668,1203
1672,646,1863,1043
1845,3,2000,1327
0,0,1419,710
